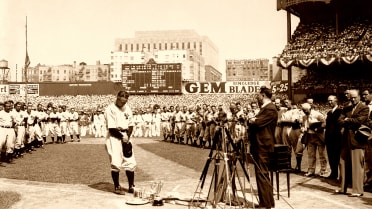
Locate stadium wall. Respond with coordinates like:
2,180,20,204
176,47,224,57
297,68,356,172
7,81,123,96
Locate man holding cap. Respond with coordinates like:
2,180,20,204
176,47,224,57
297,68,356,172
301,102,327,177
105,90,135,195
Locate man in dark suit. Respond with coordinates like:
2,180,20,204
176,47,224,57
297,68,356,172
338,89,369,197
248,87,277,209
325,95,343,180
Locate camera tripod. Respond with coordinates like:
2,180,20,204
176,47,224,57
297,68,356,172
190,124,258,209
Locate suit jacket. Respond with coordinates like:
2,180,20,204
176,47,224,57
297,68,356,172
325,107,343,144
339,102,369,149
250,102,278,153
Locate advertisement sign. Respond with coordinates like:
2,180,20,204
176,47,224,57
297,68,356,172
0,84,8,95
27,84,39,96
182,81,270,94
9,84,21,95
271,80,290,99
9,84,39,96
271,81,289,94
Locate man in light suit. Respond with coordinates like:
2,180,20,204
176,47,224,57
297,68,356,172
248,87,277,209
337,89,369,197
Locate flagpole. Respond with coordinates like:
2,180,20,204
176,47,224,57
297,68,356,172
25,16,29,104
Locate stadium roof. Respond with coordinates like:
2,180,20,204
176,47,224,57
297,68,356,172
277,0,372,22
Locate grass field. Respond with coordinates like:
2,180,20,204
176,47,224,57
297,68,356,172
0,138,213,209
0,139,212,184
0,191,21,209
0,136,315,209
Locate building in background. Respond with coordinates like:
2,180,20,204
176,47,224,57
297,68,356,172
37,65,74,82
27,61,109,82
112,49,206,82
74,61,110,82
205,65,222,82
271,56,282,81
225,59,270,81
111,30,220,82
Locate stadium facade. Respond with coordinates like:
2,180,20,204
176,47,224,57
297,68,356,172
225,59,270,81
111,30,220,82
275,0,372,102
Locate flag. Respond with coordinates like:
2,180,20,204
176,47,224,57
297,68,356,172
24,50,30,82
25,50,30,69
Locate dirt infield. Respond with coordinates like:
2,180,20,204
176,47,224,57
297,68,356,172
1,137,372,209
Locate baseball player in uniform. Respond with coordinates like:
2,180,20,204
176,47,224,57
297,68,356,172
105,90,135,195
160,107,171,141
151,108,161,137
184,106,196,145
12,102,27,157
26,104,44,149
78,110,89,137
142,108,153,137
173,106,183,143
132,109,144,138
69,107,80,142
32,104,46,148
43,107,53,143
36,103,49,145
49,106,62,143
98,110,106,137
0,101,16,163
59,106,70,143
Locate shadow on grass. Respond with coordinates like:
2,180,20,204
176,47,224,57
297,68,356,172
0,191,21,209
88,182,114,193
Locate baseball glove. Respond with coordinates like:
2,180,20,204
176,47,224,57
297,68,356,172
122,141,133,158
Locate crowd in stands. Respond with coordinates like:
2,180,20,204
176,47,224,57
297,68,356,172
293,67,372,92
0,94,256,114
280,17,372,61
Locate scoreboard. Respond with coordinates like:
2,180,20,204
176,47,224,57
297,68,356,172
122,61,182,94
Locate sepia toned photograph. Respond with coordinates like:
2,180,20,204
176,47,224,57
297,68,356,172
1,0,372,208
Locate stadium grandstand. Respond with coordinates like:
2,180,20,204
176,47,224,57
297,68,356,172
277,0,372,102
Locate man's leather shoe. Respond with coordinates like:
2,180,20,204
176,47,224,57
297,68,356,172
348,193,363,197
114,186,125,195
333,190,346,195
128,186,135,194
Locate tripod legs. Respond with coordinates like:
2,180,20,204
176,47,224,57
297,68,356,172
191,126,256,209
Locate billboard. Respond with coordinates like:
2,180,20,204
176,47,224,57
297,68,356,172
8,84,39,96
122,60,182,94
182,81,270,94
271,80,290,99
